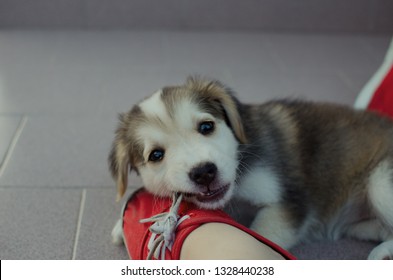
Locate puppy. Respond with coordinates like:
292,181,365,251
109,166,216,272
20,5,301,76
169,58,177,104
109,77,393,259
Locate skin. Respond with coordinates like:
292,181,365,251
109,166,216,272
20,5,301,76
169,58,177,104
180,222,285,260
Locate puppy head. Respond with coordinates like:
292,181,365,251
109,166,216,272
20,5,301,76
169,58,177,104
108,77,247,209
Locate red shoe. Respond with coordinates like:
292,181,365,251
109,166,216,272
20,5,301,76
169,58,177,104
119,188,295,260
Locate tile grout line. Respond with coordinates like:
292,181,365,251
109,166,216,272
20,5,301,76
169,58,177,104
0,116,28,178
336,70,356,92
72,188,87,260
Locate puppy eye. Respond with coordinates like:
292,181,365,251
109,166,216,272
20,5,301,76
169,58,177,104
148,149,165,162
198,121,215,135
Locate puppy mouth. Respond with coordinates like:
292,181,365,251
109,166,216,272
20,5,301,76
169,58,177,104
184,184,230,204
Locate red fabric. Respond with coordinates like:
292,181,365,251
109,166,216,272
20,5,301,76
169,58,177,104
368,65,393,118
123,188,296,260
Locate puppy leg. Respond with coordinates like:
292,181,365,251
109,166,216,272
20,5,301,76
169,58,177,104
368,240,393,260
365,159,393,259
368,160,393,225
346,219,392,241
345,218,393,259
111,219,124,245
250,204,301,250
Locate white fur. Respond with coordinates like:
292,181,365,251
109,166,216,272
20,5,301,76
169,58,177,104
368,240,393,260
236,166,282,206
139,90,167,120
364,160,393,259
346,219,392,241
111,219,124,245
250,204,298,249
368,160,393,227
136,92,239,209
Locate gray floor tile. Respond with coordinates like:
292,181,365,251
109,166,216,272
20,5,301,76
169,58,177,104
0,31,167,115
0,187,81,259
360,36,392,63
267,33,388,77
162,32,281,76
230,72,357,106
73,188,129,259
0,115,22,174
98,71,182,116
292,239,376,260
339,36,391,94
0,119,143,190
337,71,375,95
0,115,116,188
278,73,358,105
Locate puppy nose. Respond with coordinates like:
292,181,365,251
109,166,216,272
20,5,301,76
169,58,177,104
189,162,217,186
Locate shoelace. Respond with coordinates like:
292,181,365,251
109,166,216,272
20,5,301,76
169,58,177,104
139,193,190,260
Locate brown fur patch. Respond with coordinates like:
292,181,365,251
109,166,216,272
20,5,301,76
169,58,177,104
108,105,146,200
276,101,393,220
186,77,248,144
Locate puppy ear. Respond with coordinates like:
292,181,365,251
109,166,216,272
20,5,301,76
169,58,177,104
213,86,248,144
187,77,248,144
108,114,131,201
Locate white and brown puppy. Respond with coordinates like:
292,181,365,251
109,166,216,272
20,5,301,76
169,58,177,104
109,77,393,259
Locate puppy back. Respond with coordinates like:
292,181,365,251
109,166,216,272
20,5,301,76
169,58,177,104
245,99,393,220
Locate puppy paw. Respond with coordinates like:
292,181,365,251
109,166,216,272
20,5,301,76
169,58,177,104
111,219,124,245
368,241,393,260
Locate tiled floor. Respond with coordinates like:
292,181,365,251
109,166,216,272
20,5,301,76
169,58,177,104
0,30,391,259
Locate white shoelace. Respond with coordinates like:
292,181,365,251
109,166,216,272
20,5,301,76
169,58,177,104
139,193,190,260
